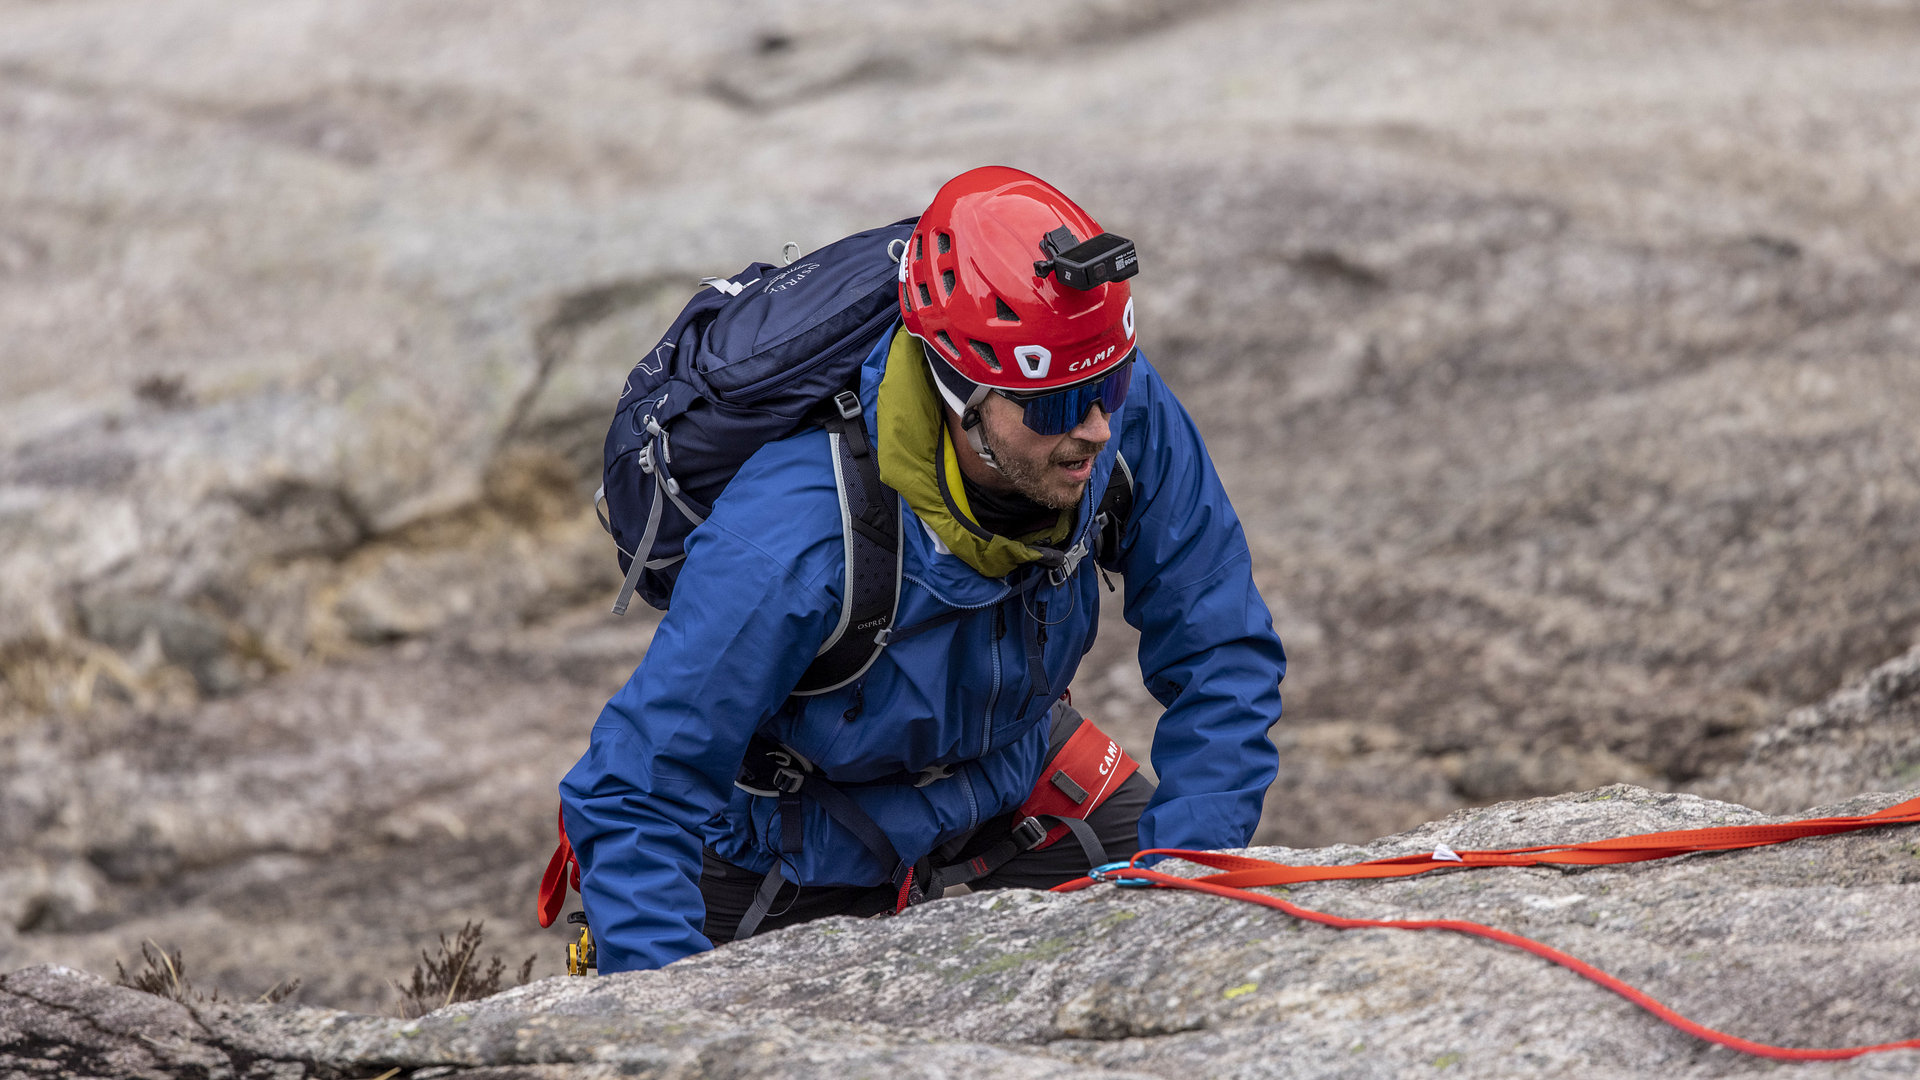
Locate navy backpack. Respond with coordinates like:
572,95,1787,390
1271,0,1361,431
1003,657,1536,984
596,218,916,693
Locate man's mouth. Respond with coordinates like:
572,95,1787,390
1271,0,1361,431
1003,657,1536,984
1055,457,1094,481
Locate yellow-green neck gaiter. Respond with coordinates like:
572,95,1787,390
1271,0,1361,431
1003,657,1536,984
874,327,1069,579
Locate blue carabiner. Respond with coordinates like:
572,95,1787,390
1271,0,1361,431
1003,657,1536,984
1088,860,1152,888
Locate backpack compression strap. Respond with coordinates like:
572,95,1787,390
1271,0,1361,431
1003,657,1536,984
794,391,902,695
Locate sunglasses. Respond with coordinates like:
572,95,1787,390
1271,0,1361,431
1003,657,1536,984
997,352,1135,435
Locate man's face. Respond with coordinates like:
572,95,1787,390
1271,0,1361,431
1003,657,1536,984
973,392,1112,510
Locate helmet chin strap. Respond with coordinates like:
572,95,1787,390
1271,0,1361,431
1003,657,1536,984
925,349,1002,472
959,404,1001,471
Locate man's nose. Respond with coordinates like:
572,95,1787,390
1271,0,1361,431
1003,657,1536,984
1069,403,1112,444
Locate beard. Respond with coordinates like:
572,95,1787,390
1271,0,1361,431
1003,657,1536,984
991,436,1106,510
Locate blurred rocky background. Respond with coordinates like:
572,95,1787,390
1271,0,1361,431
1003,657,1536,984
3,0,1919,1015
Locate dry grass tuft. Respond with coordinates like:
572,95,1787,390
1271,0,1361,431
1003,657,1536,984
116,942,205,1003
395,920,536,1019
113,941,302,1005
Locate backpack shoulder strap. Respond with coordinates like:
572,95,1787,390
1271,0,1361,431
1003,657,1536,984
793,390,902,696
1093,450,1134,569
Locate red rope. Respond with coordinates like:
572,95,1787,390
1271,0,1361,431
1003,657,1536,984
1053,794,1920,1061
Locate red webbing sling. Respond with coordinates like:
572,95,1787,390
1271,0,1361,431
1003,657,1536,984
537,807,580,929
1055,793,1920,1062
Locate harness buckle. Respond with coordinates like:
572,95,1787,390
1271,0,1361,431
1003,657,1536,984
833,390,862,421
1012,816,1049,851
772,766,806,795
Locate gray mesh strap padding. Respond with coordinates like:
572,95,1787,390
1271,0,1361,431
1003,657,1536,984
792,413,901,696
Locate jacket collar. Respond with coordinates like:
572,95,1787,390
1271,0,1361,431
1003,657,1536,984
859,325,1117,607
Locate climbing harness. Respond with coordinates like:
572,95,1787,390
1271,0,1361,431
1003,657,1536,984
726,711,1135,939
543,711,1138,971
1056,793,1920,1062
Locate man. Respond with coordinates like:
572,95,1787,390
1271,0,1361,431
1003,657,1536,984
561,166,1286,973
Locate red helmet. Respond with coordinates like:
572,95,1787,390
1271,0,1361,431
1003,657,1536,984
899,166,1137,412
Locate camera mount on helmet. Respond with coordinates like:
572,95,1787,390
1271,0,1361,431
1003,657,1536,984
1033,226,1139,291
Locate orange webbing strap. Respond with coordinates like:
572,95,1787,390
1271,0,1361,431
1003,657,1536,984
1076,865,1920,1061
537,806,580,929
1157,793,1920,889
1053,793,1920,1061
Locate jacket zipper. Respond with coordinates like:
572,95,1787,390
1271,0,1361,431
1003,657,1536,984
956,765,980,830
901,573,1012,612
982,603,1007,759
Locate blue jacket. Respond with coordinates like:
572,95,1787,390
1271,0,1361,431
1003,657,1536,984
560,330,1286,973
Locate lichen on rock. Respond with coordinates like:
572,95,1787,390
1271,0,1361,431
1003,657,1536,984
7,785,1920,1078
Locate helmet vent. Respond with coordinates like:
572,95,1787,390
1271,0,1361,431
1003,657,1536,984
941,268,956,295
937,232,952,255
918,282,932,307
967,338,1002,372
915,233,924,260
934,330,957,358
994,297,1019,322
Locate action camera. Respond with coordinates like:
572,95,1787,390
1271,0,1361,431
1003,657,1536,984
1033,226,1140,291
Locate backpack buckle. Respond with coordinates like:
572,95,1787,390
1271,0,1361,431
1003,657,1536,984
765,747,811,794
735,743,814,797
833,390,862,421
913,763,954,788
1012,816,1050,851
1052,540,1088,585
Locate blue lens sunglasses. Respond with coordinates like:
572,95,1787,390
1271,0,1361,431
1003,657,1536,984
996,351,1135,436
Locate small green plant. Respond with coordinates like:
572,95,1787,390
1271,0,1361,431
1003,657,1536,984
395,920,536,1019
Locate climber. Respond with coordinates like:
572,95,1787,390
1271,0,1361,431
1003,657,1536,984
558,166,1287,972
